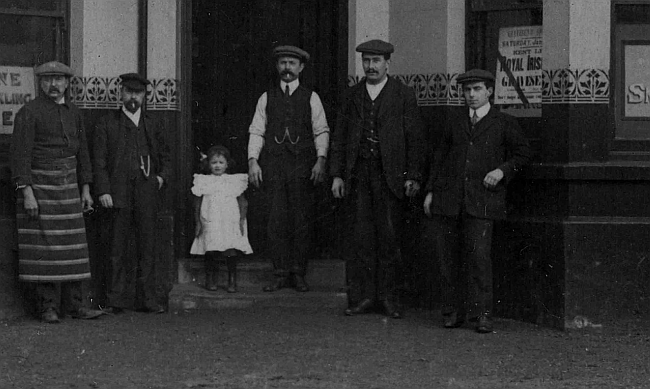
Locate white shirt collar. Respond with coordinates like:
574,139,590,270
122,106,142,127
55,97,65,105
280,79,300,95
365,76,389,101
470,102,491,120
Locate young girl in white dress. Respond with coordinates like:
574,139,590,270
190,145,252,292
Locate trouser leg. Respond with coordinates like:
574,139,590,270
135,176,158,309
431,215,463,315
35,282,59,313
462,215,494,316
348,159,376,304
286,175,313,277
61,281,84,314
108,206,133,308
267,176,290,277
368,159,402,303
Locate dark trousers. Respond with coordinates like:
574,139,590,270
107,174,158,309
346,157,403,304
266,159,314,277
33,281,83,314
431,213,494,317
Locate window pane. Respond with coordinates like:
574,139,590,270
616,5,650,24
0,15,58,66
3,0,63,11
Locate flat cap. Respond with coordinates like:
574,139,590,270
355,39,394,55
119,73,150,91
457,69,495,84
273,45,310,62
35,61,74,77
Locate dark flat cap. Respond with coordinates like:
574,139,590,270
356,39,394,55
457,69,495,84
273,45,310,62
35,61,74,77
119,73,150,91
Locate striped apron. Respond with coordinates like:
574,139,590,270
16,156,91,282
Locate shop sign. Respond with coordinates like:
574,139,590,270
495,25,542,117
0,67,36,134
624,44,650,118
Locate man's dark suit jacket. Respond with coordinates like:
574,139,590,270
330,76,425,199
93,109,171,208
425,106,531,220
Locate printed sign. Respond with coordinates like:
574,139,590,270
495,26,542,117
0,67,36,134
624,44,650,118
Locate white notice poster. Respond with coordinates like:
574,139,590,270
495,26,542,117
0,67,36,134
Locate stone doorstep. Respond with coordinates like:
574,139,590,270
168,283,348,313
177,257,346,291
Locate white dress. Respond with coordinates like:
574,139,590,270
189,173,253,255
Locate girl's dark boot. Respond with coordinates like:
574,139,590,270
205,252,218,291
226,256,238,293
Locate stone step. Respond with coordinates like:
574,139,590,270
168,283,348,313
177,257,346,292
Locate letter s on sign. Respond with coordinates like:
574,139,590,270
627,84,645,104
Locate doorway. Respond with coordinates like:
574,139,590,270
190,0,348,256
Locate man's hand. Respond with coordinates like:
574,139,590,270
99,194,114,208
483,168,504,189
22,186,38,219
331,177,345,199
156,175,164,190
404,180,420,197
423,192,433,218
310,156,327,185
248,158,263,188
81,184,94,212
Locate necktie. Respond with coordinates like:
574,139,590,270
471,111,479,126
284,85,290,99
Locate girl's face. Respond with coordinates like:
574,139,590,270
209,154,228,176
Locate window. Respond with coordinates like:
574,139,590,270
611,2,650,157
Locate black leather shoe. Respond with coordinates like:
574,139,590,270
41,308,60,324
443,312,465,328
380,300,402,319
294,275,309,292
344,298,374,316
71,308,107,320
476,313,494,333
102,306,124,315
263,277,286,292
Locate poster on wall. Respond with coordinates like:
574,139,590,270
495,25,543,117
0,67,36,134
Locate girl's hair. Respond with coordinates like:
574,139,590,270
200,145,236,174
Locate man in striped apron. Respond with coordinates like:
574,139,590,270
10,61,105,323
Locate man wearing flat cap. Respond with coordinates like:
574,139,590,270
423,68,531,333
10,61,105,323
93,72,170,313
330,39,425,319
247,45,330,292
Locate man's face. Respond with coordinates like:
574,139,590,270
40,75,68,102
463,81,492,110
276,56,304,83
121,86,146,113
362,54,389,85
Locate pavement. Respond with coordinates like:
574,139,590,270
1,286,649,389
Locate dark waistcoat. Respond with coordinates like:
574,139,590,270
359,88,385,159
265,85,313,156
